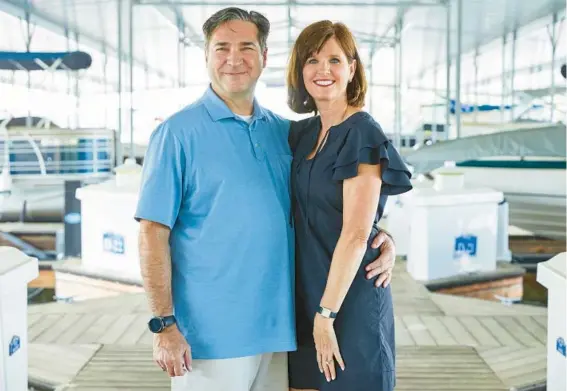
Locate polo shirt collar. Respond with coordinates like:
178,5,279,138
203,85,266,122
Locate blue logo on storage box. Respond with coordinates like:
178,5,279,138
9,335,20,356
454,235,477,258
103,232,125,254
557,337,566,357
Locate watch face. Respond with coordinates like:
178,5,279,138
148,318,163,333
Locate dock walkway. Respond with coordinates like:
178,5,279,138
27,261,548,390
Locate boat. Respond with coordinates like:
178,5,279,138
392,82,566,241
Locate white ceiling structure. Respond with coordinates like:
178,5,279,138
0,0,564,91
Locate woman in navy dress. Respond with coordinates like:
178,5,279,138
286,20,413,391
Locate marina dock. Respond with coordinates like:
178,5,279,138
27,261,548,390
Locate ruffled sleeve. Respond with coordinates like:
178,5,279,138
332,120,413,196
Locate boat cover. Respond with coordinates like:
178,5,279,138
404,123,567,174
0,51,92,71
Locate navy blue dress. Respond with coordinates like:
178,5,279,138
287,112,413,391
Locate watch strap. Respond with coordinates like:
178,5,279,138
317,306,337,319
148,315,177,333
161,315,176,328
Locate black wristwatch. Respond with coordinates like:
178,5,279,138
148,315,177,333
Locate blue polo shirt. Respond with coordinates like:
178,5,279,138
134,86,296,359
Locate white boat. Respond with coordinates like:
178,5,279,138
402,122,566,240
451,156,565,240
0,116,116,222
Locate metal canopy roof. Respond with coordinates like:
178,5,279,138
0,0,564,88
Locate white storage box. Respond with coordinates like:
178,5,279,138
406,186,503,281
537,253,566,391
381,176,429,258
76,177,142,283
0,247,38,391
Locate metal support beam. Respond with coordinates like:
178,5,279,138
287,1,293,51
465,60,558,91
368,49,374,115
454,0,462,139
117,0,124,165
0,0,175,85
473,46,479,122
135,0,445,6
548,12,558,122
151,5,203,51
431,21,444,144
393,16,403,151
445,0,451,140
510,29,517,121
22,0,33,129
128,0,135,160
74,32,80,128
500,34,506,123
177,13,186,88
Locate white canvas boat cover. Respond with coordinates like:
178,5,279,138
404,123,566,174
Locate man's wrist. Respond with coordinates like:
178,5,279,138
148,314,177,333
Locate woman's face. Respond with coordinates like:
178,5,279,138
302,37,356,106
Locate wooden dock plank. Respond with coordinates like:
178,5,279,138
514,316,547,344
33,312,545,350
28,343,100,387
459,316,500,346
61,346,509,391
477,346,547,389
27,313,43,329
99,314,139,345
401,316,437,346
532,315,548,329
29,259,550,390
396,346,507,390
62,345,176,390
33,313,82,344
73,314,119,344
56,313,101,344
117,314,152,345
394,316,415,346
494,316,543,346
28,314,63,342
430,293,548,316
419,315,458,345
139,326,154,345
439,316,479,347
477,317,523,346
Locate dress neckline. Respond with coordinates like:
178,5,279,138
304,111,368,162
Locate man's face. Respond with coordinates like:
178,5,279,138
206,20,267,97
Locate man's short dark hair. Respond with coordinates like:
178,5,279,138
202,7,270,51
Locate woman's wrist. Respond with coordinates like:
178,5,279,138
315,312,335,323
317,305,338,319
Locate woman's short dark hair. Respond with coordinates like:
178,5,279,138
287,20,367,114
202,7,270,52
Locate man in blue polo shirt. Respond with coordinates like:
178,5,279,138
135,7,397,391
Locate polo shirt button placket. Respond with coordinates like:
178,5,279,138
249,124,263,160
